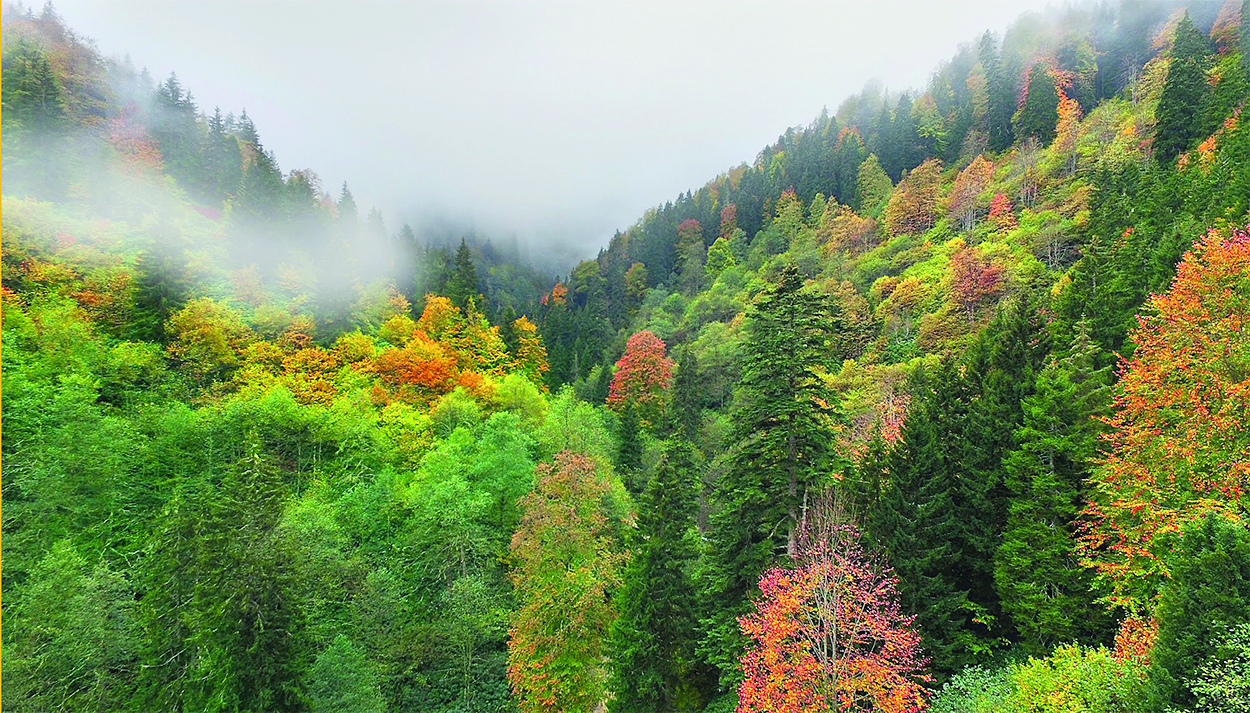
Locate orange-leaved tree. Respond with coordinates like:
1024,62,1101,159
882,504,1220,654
1079,227,1250,609
737,491,929,713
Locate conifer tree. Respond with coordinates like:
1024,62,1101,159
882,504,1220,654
1154,14,1212,165
854,154,893,217
700,264,849,685
670,348,702,442
994,323,1110,653
1016,63,1060,144
446,239,480,311
1148,513,1250,711
609,440,706,713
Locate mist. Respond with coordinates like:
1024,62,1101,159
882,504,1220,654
49,0,1057,268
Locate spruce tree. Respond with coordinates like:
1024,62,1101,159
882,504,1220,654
980,31,1016,152
670,348,702,442
616,406,644,493
994,323,1111,653
1149,513,1250,711
1016,63,1060,144
446,239,480,311
609,440,707,712
1154,14,1212,165
700,264,848,685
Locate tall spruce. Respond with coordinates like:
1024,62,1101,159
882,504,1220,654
446,239,480,311
609,440,707,712
699,264,848,686
1016,63,1060,144
994,323,1111,653
1154,13,1212,166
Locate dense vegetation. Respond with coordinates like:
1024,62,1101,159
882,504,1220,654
3,1,1249,712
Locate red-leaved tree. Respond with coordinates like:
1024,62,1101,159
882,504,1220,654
1079,227,1250,608
737,491,929,713
606,330,674,424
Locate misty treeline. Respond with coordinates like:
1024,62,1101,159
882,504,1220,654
3,0,1250,712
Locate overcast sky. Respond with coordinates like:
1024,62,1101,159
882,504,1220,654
54,0,1055,262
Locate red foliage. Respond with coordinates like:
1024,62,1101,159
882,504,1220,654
988,193,1017,231
1079,227,1250,607
720,204,739,238
1112,615,1158,665
950,245,1006,321
738,493,929,713
606,330,674,422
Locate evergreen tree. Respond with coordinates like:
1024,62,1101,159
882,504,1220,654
1,38,69,196
616,406,644,493
609,440,707,712
446,239,480,311
980,31,1016,152
133,240,192,341
1016,63,1060,144
670,348,702,442
700,264,848,685
1149,513,1250,711
994,323,1111,653
1154,14,1212,166
337,181,358,224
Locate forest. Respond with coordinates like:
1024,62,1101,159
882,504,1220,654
2,0,1249,712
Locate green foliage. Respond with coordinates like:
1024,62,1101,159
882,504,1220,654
1183,623,1250,713
930,664,1014,713
306,635,388,713
856,153,894,216
1009,645,1148,713
1148,513,1250,711
701,264,849,685
609,440,708,712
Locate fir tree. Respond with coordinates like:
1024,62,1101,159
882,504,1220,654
1016,63,1060,144
1149,513,1250,711
446,239,480,311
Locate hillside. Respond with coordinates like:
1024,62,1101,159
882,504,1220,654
3,1,1250,712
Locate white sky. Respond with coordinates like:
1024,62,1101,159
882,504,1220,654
52,0,1056,259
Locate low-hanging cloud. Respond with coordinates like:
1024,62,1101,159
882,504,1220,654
51,0,1056,269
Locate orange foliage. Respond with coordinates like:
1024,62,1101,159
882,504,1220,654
1079,227,1250,607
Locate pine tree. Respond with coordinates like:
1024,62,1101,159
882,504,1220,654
1149,513,1250,711
446,239,480,311
1154,14,1212,166
1015,63,1060,144
609,440,707,712
700,264,849,685
616,406,644,492
994,323,1111,653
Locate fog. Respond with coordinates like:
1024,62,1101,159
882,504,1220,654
53,0,1056,266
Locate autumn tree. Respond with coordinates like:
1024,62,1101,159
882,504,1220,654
1079,228,1250,608
737,491,929,713
511,315,550,389
165,297,255,385
606,330,675,426
883,158,942,236
506,451,629,713
947,155,993,232
949,243,1006,322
